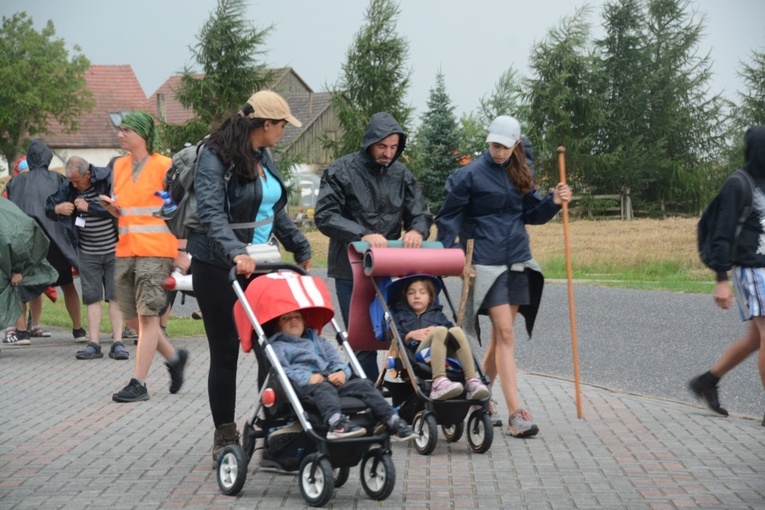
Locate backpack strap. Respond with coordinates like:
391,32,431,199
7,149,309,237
731,169,755,263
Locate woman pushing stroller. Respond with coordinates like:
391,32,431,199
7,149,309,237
392,276,490,401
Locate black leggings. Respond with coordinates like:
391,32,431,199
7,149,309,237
192,258,242,428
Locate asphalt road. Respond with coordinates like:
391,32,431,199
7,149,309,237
169,268,764,420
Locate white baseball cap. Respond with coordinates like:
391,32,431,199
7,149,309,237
486,115,521,148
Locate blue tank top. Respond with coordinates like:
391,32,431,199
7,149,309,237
251,165,281,244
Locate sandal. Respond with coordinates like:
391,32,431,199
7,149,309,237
29,326,51,337
76,342,103,360
109,341,129,360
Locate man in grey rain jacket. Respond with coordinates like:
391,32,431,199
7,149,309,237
315,112,432,380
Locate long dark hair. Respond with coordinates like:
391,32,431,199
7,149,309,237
505,142,533,194
206,102,270,182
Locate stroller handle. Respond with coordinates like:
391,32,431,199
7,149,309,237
227,262,308,284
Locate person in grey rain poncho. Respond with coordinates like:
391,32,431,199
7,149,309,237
5,140,85,343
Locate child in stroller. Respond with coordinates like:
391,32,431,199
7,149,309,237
268,308,417,442
392,276,490,401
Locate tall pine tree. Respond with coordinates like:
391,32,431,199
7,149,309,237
165,0,274,151
415,70,461,212
326,0,413,159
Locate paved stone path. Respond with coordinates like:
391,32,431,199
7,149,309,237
1,331,763,509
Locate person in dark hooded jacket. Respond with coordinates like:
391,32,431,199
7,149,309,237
689,125,765,427
6,140,86,343
436,116,571,439
315,112,432,380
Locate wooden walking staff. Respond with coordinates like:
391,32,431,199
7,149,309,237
557,146,583,419
456,239,474,327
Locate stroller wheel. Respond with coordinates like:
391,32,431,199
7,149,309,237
333,466,351,488
299,453,333,507
413,412,438,455
360,449,396,501
467,410,494,454
441,422,465,443
217,445,247,496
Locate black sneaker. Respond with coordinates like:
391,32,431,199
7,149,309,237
3,330,31,346
166,348,189,394
688,374,729,416
73,328,88,343
112,378,149,403
326,416,366,440
388,418,417,442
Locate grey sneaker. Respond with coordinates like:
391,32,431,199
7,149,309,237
327,416,366,440
506,409,540,438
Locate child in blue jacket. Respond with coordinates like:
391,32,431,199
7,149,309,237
269,309,416,441
392,276,490,401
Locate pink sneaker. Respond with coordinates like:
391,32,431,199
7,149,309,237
429,378,463,400
465,378,490,400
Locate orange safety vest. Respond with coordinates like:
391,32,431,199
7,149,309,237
113,153,178,258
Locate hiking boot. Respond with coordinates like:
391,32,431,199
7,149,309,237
688,374,729,416
388,418,417,442
429,378,464,400
327,416,366,440
465,378,491,400
73,328,88,343
507,409,540,438
212,423,241,469
3,330,31,346
166,347,189,394
191,309,203,320
29,325,51,338
109,341,129,360
75,342,103,360
112,378,149,403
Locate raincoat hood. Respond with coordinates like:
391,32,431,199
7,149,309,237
360,112,407,170
26,139,53,171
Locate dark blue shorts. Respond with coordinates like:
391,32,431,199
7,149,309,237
481,269,530,309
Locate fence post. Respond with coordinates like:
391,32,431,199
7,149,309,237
621,187,633,220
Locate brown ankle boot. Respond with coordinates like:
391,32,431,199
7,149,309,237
211,422,240,469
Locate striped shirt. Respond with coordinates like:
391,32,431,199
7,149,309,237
77,187,118,255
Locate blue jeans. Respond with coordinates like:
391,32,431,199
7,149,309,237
335,278,379,381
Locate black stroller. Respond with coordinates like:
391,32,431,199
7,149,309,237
347,242,494,456
218,264,397,507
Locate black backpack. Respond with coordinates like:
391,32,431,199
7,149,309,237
158,141,274,238
697,169,754,269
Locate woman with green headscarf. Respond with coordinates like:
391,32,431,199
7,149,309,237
101,110,190,404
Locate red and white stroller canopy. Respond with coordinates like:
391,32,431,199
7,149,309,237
234,272,335,352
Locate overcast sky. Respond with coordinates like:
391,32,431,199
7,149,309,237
2,0,764,124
